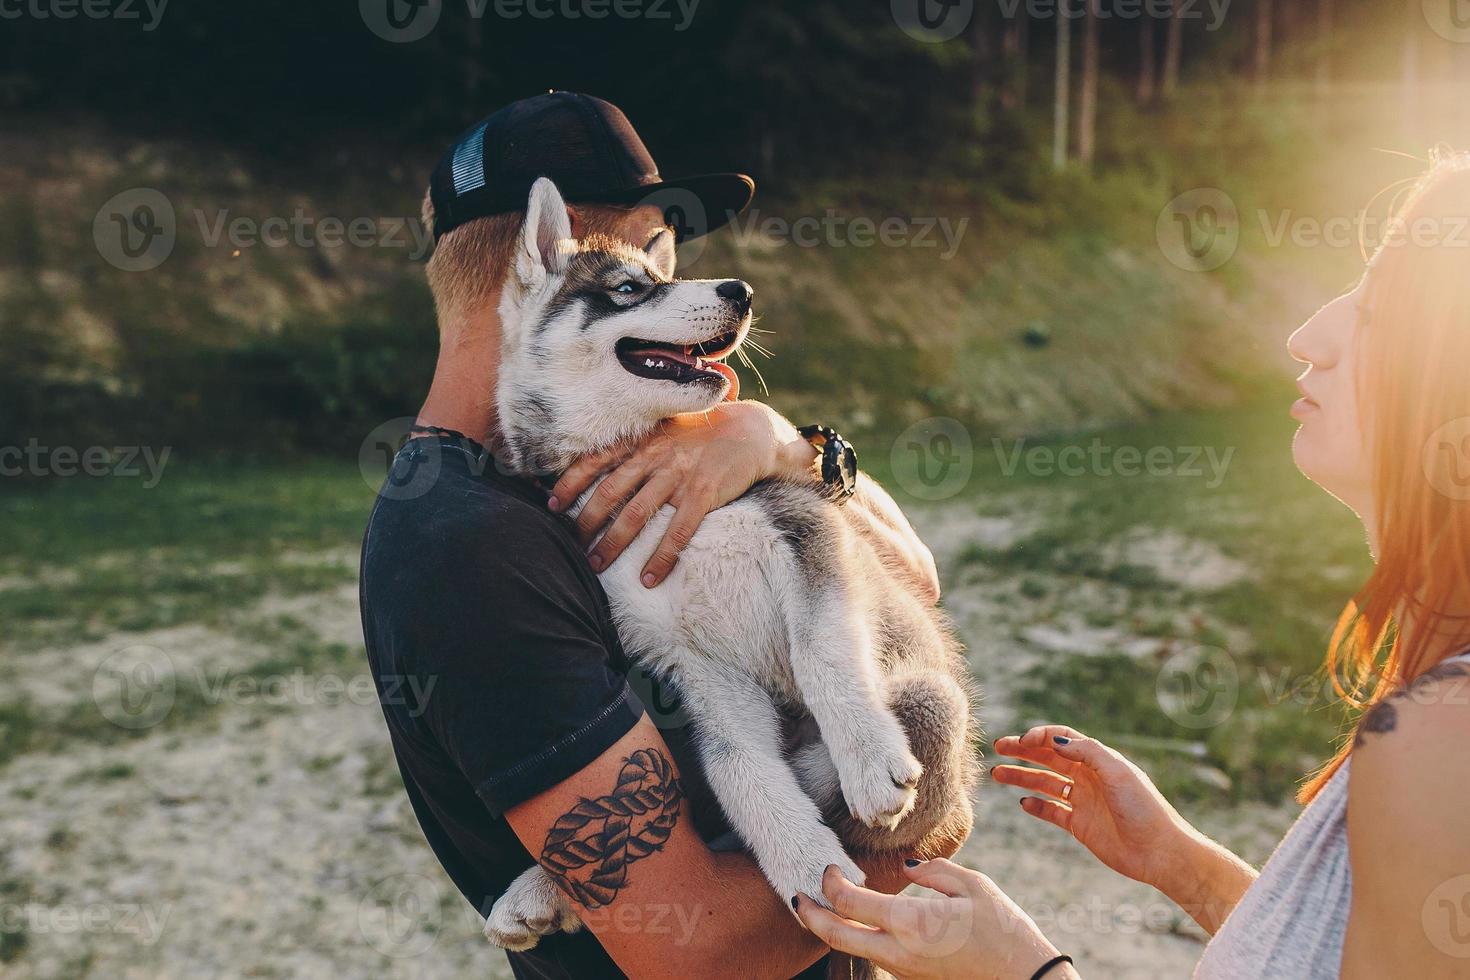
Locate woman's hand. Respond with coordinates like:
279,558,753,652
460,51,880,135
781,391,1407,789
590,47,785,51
548,401,813,587
992,726,1255,933
794,862,1077,980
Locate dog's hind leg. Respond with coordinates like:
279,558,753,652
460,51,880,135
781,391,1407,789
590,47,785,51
772,562,924,833
676,658,864,907
794,671,977,854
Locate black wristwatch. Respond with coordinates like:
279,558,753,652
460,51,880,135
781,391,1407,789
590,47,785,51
797,424,858,506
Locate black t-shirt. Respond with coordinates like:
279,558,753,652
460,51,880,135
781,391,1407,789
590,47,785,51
360,435,642,979
360,434,829,980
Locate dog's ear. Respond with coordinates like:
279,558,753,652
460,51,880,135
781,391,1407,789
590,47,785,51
643,227,676,278
517,177,573,286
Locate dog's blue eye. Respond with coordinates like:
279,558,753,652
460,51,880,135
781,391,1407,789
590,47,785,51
614,282,640,295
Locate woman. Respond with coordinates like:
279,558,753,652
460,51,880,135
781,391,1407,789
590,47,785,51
794,153,1470,979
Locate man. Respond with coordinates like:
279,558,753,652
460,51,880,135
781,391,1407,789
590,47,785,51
361,92,953,980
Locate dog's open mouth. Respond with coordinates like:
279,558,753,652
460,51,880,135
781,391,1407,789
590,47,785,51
615,328,744,385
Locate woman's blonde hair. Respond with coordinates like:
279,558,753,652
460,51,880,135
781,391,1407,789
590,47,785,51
1300,151,1470,802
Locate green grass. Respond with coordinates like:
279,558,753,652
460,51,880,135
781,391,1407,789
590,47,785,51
927,391,1371,803
0,460,371,649
0,398,1370,803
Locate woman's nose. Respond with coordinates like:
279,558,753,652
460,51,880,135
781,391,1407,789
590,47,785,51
1287,292,1354,368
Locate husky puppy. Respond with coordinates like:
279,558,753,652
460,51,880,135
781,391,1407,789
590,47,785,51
485,178,977,953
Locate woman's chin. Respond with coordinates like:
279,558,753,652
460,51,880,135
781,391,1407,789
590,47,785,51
1291,429,1330,488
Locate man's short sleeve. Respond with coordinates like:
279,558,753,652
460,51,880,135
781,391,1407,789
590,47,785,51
382,496,644,817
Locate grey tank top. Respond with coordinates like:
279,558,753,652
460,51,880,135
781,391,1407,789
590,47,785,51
1194,651,1470,978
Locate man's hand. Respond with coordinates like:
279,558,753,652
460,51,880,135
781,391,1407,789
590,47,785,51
548,402,813,588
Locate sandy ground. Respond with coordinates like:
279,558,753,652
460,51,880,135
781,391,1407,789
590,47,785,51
1,502,1299,979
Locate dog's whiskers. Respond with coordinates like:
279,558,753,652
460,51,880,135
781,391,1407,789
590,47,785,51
735,347,770,397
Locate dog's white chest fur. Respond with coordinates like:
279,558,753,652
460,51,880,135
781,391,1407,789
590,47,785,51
591,493,796,689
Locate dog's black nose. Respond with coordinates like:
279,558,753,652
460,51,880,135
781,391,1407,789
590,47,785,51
717,279,753,310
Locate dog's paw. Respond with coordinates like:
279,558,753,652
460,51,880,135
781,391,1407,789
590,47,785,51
484,871,580,951
772,848,866,914
840,734,923,831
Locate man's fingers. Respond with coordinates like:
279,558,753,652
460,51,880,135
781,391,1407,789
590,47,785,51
901,858,975,898
991,764,1073,802
793,895,894,963
822,865,894,927
1019,796,1075,833
574,460,651,546
639,492,709,588
548,447,627,513
586,474,675,573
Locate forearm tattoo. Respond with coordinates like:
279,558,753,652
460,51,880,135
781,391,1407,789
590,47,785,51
1354,659,1470,747
539,748,684,909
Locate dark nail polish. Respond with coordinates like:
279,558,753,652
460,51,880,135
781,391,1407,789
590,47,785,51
904,858,922,868
791,895,800,910
1053,736,1071,745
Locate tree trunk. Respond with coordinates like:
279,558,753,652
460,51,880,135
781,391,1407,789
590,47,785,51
972,2,995,125
1254,0,1273,92
1002,13,1031,110
1053,1,1072,171
1137,13,1157,105
1162,0,1184,100
1078,0,1100,167
1315,0,1333,97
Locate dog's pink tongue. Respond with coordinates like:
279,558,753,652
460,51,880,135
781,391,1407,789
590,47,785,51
709,361,740,400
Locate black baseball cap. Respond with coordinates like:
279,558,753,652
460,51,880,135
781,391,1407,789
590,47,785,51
429,91,755,243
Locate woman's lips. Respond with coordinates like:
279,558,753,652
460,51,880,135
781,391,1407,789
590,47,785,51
1293,380,1320,420
1290,397,1319,421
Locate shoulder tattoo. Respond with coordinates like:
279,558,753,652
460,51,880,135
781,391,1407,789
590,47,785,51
1354,660,1470,747
539,747,684,909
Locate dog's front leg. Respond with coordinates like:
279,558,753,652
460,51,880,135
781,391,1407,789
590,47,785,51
676,659,864,908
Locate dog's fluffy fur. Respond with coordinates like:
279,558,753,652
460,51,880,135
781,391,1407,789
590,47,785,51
484,179,979,959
